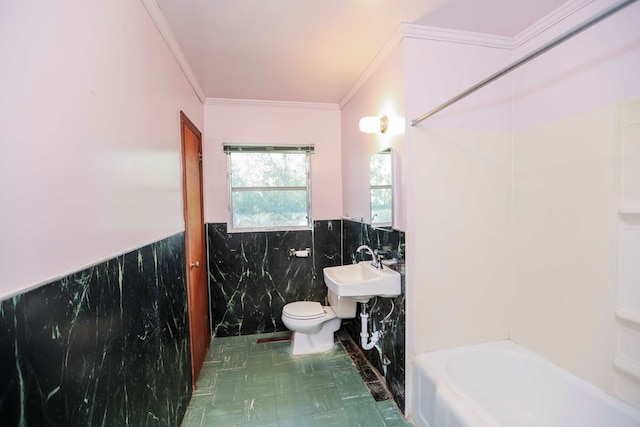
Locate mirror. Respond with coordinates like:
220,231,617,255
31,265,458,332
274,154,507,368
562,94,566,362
370,148,393,230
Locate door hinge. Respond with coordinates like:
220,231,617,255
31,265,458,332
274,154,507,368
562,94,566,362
198,152,203,162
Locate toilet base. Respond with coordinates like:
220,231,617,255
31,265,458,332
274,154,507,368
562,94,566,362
290,317,341,355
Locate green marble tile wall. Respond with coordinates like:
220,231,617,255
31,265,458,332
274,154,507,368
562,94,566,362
0,233,191,426
206,220,342,337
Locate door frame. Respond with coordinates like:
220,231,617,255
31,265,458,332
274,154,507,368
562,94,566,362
179,111,210,388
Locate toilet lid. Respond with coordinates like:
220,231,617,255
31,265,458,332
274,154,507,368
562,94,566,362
283,301,325,320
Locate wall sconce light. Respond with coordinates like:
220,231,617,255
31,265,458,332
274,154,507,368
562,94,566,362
359,115,388,134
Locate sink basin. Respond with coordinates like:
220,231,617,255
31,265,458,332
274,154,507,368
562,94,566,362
323,261,401,303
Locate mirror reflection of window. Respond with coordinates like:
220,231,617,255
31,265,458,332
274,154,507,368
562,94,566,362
370,149,392,228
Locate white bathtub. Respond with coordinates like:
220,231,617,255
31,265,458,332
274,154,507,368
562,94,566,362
412,340,640,427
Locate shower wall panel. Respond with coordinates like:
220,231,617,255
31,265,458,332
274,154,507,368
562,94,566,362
511,105,619,391
410,126,513,355
510,2,640,408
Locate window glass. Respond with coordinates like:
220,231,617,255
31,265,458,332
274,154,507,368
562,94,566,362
227,149,311,230
230,152,307,188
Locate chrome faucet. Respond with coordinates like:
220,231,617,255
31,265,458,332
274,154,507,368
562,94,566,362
356,245,383,269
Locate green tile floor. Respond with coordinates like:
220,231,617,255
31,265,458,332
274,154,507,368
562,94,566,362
181,332,414,427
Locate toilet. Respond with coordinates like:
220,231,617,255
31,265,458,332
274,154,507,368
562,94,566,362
281,290,357,355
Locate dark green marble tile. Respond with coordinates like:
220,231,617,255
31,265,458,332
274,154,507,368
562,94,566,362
207,221,342,338
0,234,190,426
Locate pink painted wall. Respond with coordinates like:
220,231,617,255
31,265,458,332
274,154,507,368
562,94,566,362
511,0,640,130
0,0,203,300
404,37,513,126
340,44,407,231
202,102,342,223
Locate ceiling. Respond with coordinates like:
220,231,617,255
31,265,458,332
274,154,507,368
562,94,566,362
155,0,569,104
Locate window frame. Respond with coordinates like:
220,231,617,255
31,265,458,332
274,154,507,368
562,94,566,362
224,144,313,233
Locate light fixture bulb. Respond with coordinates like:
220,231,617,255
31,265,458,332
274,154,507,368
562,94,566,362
359,116,388,134
359,116,379,133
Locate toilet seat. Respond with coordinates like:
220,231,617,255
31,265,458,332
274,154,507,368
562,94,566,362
282,301,325,320
281,301,341,355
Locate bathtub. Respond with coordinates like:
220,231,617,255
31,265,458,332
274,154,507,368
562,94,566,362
412,340,640,427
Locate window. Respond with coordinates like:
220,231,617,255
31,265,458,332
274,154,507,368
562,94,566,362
224,145,313,230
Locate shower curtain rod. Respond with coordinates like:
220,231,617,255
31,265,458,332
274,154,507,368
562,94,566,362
410,0,638,127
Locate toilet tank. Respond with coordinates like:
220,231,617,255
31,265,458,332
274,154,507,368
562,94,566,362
328,290,357,318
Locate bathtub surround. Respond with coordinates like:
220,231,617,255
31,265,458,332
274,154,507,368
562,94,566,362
342,219,407,412
404,1,640,418
506,1,640,401
413,341,640,427
207,220,342,337
0,234,191,426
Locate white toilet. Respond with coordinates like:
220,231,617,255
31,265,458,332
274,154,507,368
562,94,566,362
281,290,357,355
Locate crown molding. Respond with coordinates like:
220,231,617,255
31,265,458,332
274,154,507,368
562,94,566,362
512,0,595,48
143,0,599,111
400,23,514,49
205,98,340,110
338,0,602,110
140,0,206,103
338,23,516,109
339,27,405,109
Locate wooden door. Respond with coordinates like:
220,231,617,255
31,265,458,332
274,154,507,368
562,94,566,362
180,111,209,388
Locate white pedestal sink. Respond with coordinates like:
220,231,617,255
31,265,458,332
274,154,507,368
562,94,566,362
323,261,401,303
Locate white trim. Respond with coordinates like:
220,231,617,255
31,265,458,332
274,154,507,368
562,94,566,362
225,225,313,234
205,97,339,110
339,24,512,109
140,0,206,103
512,0,595,48
340,0,599,110
339,27,405,109
142,0,603,109
400,23,513,49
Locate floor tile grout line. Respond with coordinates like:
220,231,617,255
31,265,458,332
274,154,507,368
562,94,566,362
337,336,395,403
182,330,412,426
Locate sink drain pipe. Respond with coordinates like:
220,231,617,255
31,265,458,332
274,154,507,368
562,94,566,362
360,310,381,350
